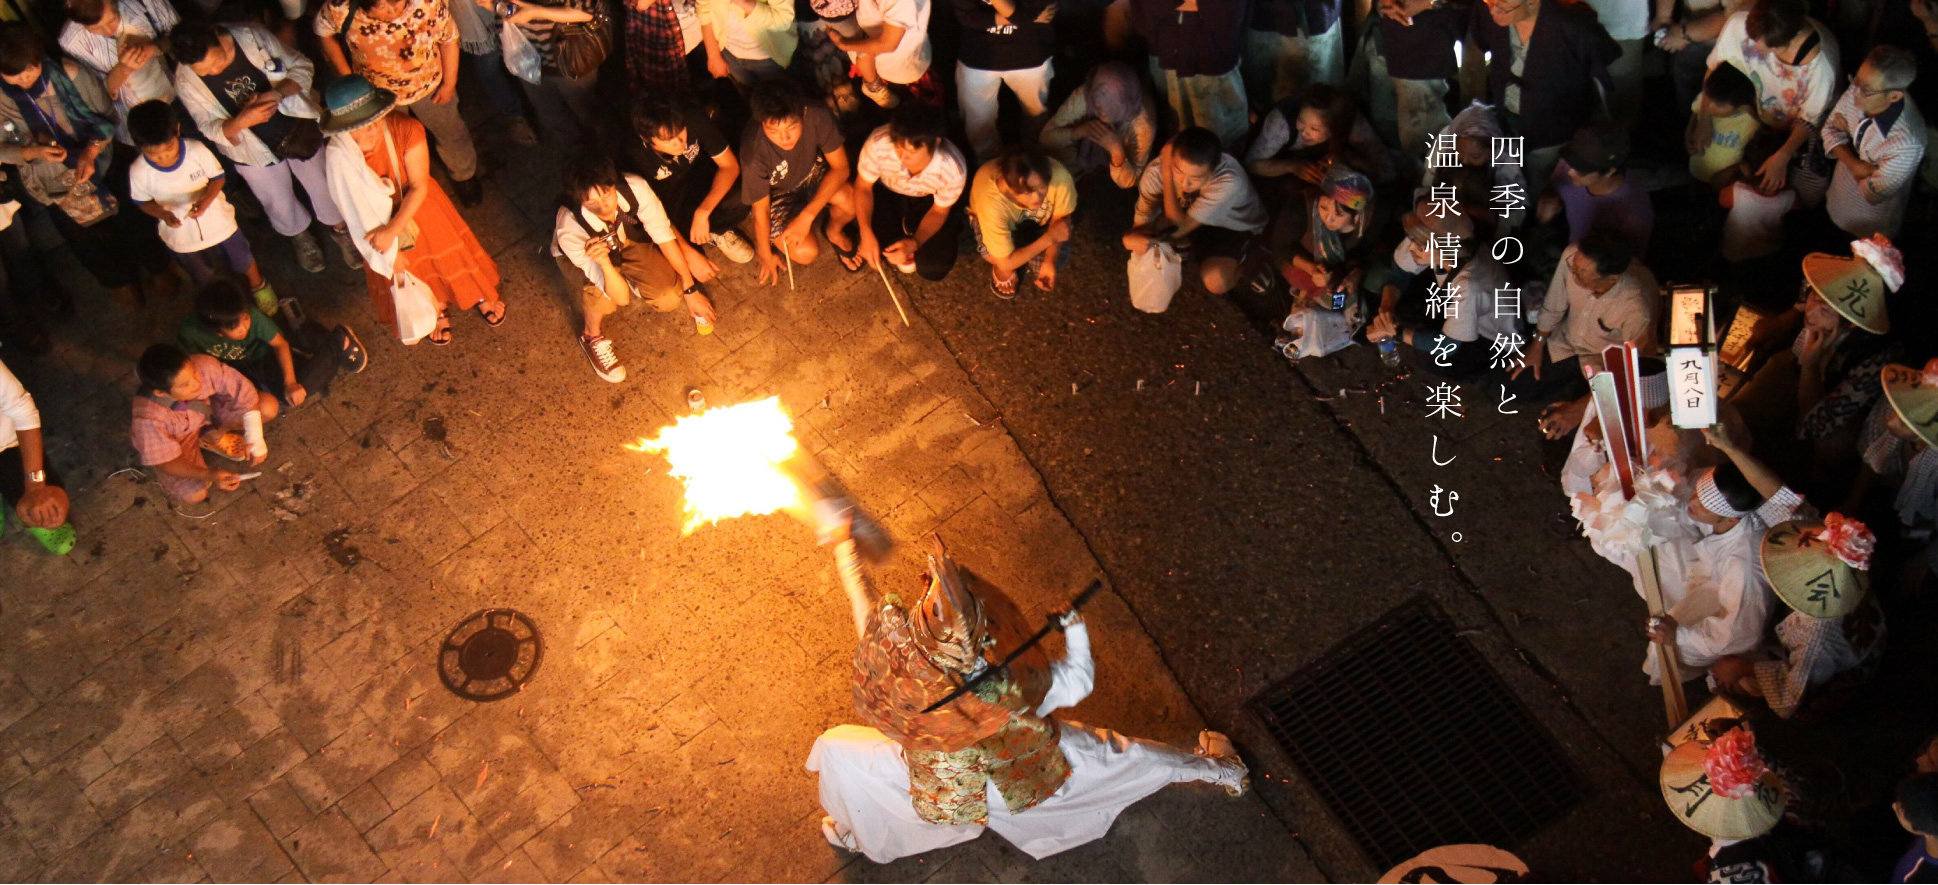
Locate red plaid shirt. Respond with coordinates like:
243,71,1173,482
130,355,258,467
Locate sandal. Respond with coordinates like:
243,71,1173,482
429,315,453,346
830,235,864,273
479,300,507,327
991,270,1018,300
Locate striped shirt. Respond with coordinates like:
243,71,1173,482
57,0,179,141
855,125,967,208
1822,92,1927,239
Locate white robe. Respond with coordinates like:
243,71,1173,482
807,624,1239,862
1562,424,1784,683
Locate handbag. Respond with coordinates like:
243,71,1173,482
553,9,611,80
380,122,420,251
272,115,326,161
390,269,441,344
1128,241,1182,314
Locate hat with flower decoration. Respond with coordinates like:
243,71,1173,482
1761,513,1874,619
1801,235,1899,334
1660,726,1786,840
1882,359,1938,449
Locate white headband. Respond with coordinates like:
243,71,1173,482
1696,468,1751,519
1641,370,1669,410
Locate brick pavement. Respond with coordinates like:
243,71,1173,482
0,135,1318,881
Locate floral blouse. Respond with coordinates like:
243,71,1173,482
314,0,459,105
1706,11,1842,131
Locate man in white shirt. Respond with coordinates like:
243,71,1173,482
1822,46,1928,240
1511,231,1660,407
828,0,932,107
0,357,72,554
59,0,177,144
552,153,714,383
831,103,966,280
1121,127,1267,297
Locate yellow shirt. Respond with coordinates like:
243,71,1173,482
1690,109,1760,184
969,159,1077,259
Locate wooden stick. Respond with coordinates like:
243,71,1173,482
784,250,795,291
875,260,910,327
1637,546,1690,728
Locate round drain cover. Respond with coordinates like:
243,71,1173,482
439,609,542,701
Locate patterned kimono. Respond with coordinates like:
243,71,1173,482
851,588,1070,825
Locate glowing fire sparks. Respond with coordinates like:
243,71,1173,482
626,397,802,533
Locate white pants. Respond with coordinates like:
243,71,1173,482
956,59,1053,163
808,720,1237,863
233,152,343,238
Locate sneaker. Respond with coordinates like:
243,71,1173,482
291,230,325,273
451,176,484,207
329,227,364,270
252,283,279,317
710,230,755,264
1195,731,1250,797
861,80,899,108
506,117,539,147
580,333,625,383
334,325,369,374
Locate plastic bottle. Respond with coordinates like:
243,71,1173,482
1377,336,1402,367
694,313,714,336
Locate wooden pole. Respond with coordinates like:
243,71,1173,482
876,261,911,327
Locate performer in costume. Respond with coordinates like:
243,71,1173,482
805,516,1249,862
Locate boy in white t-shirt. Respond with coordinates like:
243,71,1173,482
826,0,931,107
126,100,277,315
1719,133,1798,263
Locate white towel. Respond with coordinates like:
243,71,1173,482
323,131,400,279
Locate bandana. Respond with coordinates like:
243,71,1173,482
1695,468,1752,519
1641,368,1669,410
1318,165,1372,214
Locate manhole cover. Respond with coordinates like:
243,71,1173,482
439,609,543,701
1250,597,1589,868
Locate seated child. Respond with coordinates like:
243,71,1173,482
177,279,366,420
1688,63,1762,188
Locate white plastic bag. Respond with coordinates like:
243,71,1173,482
501,21,543,84
1128,242,1182,313
391,270,441,344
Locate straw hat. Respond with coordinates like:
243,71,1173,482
1667,695,1747,750
1882,359,1938,449
1801,235,1900,334
1660,728,1785,840
1761,514,1874,619
320,75,397,134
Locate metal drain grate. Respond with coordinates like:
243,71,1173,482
1250,597,1589,867
439,609,543,702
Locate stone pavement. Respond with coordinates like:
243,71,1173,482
0,134,1319,880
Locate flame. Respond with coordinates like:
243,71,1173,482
626,397,802,534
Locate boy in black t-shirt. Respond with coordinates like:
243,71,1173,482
740,80,856,285
626,96,756,280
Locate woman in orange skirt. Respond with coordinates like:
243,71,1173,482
322,76,504,345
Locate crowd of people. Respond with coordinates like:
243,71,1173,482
0,0,1935,874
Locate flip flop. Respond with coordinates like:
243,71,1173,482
429,316,453,346
830,238,864,273
479,301,508,327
